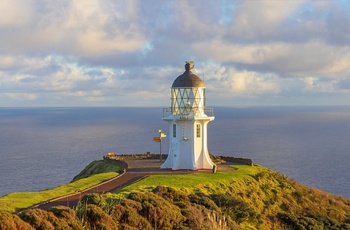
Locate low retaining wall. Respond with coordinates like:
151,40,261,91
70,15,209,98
218,156,253,166
103,156,129,171
105,153,252,167
105,153,167,161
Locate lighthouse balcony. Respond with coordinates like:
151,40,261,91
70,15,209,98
162,107,214,119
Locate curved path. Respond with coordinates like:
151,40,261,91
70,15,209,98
35,172,149,210
33,159,231,211
35,159,167,210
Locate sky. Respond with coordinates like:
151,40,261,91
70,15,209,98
1,0,350,107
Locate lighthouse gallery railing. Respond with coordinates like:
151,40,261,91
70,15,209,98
162,107,214,118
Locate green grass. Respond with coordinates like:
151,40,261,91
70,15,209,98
116,164,263,196
2,162,350,229
72,160,122,182
0,172,118,212
113,164,350,229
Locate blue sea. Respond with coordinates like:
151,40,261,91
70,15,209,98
0,106,350,198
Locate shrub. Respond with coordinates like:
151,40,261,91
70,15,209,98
211,194,259,224
189,193,220,211
111,204,152,230
180,203,206,229
49,206,83,229
128,192,186,229
121,198,143,212
81,193,106,207
85,204,117,230
0,210,34,230
277,212,350,230
19,208,70,230
152,186,188,203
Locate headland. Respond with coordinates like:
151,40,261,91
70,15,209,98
1,153,350,229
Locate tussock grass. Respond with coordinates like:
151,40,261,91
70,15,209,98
115,165,350,229
0,172,118,213
2,161,350,229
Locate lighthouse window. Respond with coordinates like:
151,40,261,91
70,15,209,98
173,124,176,137
196,124,201,138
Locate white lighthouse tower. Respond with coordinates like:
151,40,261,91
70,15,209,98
161,61,215,170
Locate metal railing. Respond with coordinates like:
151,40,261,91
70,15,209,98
162,107,214,118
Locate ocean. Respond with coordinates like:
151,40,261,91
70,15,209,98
0,106,349,198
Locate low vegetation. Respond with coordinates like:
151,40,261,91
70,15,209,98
117,164,260,196
1,163,350,229
114,165,350,229
72,160,123,182
0,160,121,213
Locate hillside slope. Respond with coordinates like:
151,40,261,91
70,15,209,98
0,160,121,213
71,160,123,182
1,165,350,229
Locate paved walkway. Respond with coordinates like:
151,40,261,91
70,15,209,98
126,159,234,172
35,172,148,210
34,160,233,211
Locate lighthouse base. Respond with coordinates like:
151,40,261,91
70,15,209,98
160,149,215,171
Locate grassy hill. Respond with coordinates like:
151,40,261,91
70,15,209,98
1,163,350,229
117,164,258,196
112,165,350,229
0,160,122,213
71,160,123,182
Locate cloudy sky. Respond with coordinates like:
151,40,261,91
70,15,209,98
1,0,350,107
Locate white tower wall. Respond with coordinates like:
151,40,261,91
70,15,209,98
161,61,215,170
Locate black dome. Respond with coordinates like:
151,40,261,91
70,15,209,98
172,62,204,88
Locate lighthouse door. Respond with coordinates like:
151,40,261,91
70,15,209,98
182,123,188,141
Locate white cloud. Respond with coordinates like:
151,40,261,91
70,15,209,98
173,1,221,37
1,0,350,106
194,41,288,65
320,55,350,76
0,93,37,101
0,0,34,27
194,40,350,79
0,55,17,69
0,0,145,57
198,62,280,96
303,77,337,93
230,0,304,38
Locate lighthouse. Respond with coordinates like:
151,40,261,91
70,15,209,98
161,61,215,170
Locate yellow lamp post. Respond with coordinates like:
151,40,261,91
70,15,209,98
155,130,166,161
